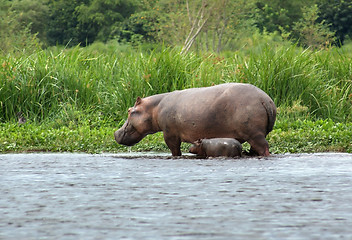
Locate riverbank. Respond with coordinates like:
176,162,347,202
1,118,351,154
1,44,351,154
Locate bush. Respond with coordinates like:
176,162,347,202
115,10,160,45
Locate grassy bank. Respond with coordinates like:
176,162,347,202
1,42,352,154
0,120,352,153
1,119,351,154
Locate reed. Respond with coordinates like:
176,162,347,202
227,44,352,121
1,42,351,124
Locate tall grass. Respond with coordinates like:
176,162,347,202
228,45,352,121
1,42,351,123
1,46,100,121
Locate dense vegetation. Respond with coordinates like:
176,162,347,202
1,43,352,123
1,42,351,153
1,119,352,153
1,0,351,154
2,0,352,53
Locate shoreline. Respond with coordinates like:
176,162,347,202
1,118,351,154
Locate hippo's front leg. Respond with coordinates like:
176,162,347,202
163,133,182,156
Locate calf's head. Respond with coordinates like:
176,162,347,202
189,140,205,156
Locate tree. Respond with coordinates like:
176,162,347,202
254,0,314,35
319,0,352,45
10,0,49,43
0,0,42,54
46,0,86,46
76,0,139,43
157,0,194,47
158,0,255,54
116,10,160,45
46,0,139,46
181,0,210,54
202,0,255,53
293,4,335,49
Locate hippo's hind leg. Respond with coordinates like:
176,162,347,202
163,134,182,156
247,134,270,156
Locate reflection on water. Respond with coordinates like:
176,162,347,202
0,153,351,239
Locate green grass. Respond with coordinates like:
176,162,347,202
1,42,351,123
1,119,351,154
229,45,352,121
269,119,352,153
1,41,352,153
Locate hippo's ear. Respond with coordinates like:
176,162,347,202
135,97,142,106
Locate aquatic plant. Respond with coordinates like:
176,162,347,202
1,119,351,153
1,42,351,124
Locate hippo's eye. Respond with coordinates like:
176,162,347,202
130,109,140,116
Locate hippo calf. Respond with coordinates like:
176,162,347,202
114,83,276,156
189,138,242,158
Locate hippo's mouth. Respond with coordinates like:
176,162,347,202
114,122,144,146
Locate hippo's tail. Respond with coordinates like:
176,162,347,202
262,100,277,135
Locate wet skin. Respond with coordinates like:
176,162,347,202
114,83,276,156
189,138,242,158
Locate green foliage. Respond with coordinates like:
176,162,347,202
292,5,335,49
0,1,42,55
116,10,160,45
76,0,139,43
1,43,351,124
46,0,85,46
2,0,352,51
269,119,352,153
319,0,352,45
10,0,49,43
255,3,291,33
230,44,352,121
202,0,257,53
156,0,257,53
1,119,351,153
0,121,119,153
0,46,101,121
47,0,139,46
254,0,311,33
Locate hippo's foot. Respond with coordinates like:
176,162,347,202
247,135,270,157
242,149,258,156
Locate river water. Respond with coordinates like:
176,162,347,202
0,152,352,239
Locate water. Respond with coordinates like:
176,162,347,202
1,152,352,239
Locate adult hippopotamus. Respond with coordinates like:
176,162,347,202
189,138,242,158
114,83,276,156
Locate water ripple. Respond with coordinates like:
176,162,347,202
0,152,351,239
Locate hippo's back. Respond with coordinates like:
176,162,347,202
157,83,276,144
165,83,272,109
201,138,242,157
